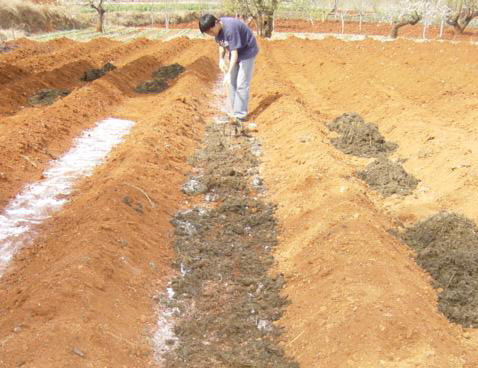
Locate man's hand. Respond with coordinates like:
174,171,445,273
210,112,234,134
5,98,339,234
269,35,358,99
223,72,231,86
219,58,227,73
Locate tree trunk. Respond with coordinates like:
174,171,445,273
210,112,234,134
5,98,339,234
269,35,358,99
252,16,263,37
254,12,274,39
262,14,274,38
390,12,422,39
447,8,478,34
90,1,106,33
459,9,478,33
447,12,464,33
97,9,105,32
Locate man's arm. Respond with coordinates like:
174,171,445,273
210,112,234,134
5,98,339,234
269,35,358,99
218,46,226,60
227,49,238,74
219,46,227,73
223,49,238,86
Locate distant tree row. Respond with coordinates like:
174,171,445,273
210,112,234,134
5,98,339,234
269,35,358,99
388,0,478,38
84,0,478,39
221,0,478,38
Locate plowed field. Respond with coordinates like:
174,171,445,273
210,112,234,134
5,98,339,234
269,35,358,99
1,35,478,368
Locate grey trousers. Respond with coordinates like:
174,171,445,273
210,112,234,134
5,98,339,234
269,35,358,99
228,56,256,120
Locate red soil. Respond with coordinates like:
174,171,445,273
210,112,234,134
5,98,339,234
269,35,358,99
0,38,217,366
2,33,478,368
250,37,478,367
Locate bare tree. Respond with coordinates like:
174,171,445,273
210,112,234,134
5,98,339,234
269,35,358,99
447,0,478,33
224,0,280,38
253,0,279,37
391,10,422,38
388,0,453,39
88,0,106,33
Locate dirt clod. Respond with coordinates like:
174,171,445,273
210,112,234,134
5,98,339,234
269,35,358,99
136,63,185,94
81,62,116,82
13,326,22,333
398,212,478,327
153,63,185,81
27,88,70,106
135,79,168,94
327,113,397,157
356,156,419,197
181,177,208,195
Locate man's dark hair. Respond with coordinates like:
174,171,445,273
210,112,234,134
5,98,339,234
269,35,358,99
199,14,217,33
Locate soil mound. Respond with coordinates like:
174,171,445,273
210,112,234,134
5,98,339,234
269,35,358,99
0,1,86,34
0,38,74,66
0,44,16,54
95,37,151,65
356,156,419,197
8,38,120,74
326,113,397,157
0,59,94,116
399,212,478,327
81,62,116,82
0,62,29,84
27,88,70,106
136,63,185,94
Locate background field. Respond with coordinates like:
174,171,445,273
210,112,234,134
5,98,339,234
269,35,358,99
1,0,477,42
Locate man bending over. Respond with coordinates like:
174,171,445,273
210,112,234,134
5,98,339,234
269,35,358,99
199,14,259,125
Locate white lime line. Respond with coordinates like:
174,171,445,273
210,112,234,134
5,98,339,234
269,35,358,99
270,31,478,45
153,287,178,362
0,118,134,276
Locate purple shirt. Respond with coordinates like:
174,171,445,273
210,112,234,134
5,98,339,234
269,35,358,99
215,17,259,62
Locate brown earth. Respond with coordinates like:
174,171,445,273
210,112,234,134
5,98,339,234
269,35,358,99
0,38,217,366
1,34,478,367
249,37,478,367
0,37,201,209
0,38,158,116
0,1,85,33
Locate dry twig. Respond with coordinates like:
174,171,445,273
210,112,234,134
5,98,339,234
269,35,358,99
124,183,155,208
21,155,38,168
